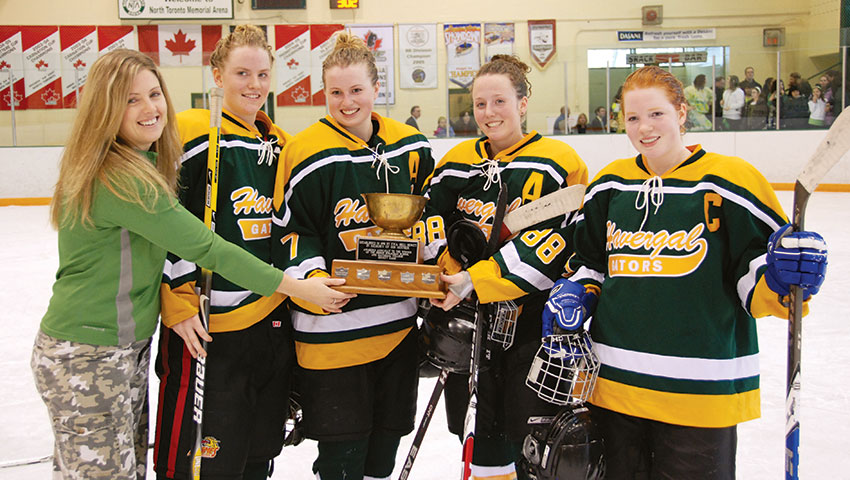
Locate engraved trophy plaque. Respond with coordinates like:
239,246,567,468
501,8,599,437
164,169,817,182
331,193,446,298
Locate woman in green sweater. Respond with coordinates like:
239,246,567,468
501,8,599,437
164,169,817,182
30,49,352,480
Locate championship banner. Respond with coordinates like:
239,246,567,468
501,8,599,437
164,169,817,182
483,23,514,62
98,25,137,54
0,26,25,111
310,24,344,106
60,26,97,108
398,24,437,89
348,24,394,104
528,19,556,69
138,25,221,67
22,26,62,109
275,24,311,106
444,23,480,89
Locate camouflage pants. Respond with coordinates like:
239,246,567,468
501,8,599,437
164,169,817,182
31,329,151,479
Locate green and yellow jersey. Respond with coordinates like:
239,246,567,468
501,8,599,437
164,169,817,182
160,108,291,333
570,145,799,428
271,112,434,370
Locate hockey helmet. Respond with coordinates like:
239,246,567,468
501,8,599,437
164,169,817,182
447,218,488,269
526,330,600,406
522,405,605,480
419,300,477,373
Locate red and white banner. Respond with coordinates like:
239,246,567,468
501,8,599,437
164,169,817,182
275,25,311,107
348,24,394,105
138,25,221,67
22,26,62,109
528,20,556,69
98,25,137,54
0,26,25,111
309,24,344,106
60,25,97,108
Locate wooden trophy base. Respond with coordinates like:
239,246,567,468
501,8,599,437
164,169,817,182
331,259,446,299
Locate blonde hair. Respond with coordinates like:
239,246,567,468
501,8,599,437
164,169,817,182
209,25,274,70
50,49,181,229
322,31,378,86
473,54,532,99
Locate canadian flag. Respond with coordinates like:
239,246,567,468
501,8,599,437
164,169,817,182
98,25,136,55
60,25,97,108
275,25,311,107
0,26,25,111
22,26,62,109
138,25,221,67
310,24,344,106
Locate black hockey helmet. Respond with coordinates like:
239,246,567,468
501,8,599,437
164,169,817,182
522,405,605,480
419,300,477,373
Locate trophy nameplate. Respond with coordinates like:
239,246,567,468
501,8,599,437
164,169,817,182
331,193,446,299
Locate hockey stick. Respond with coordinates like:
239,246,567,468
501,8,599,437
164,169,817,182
461,182,509,480
398,368,450,480
784,108,850,480
191,87,223,480
500,183,586,241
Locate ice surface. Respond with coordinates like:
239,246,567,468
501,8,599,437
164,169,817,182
2,191,848,479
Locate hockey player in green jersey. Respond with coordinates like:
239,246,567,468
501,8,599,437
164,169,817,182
154,26,353,480
270,32,435,479
543,66,828,479
426,55,589,480
31,49,349,480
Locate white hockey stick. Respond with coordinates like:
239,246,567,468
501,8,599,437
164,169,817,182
784,108,850,480
499,184,586,241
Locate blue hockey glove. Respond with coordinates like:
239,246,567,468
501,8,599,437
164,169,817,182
765,223,828,298
541,278,598,338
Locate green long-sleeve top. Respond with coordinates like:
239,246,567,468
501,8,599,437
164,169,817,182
41,156,284,347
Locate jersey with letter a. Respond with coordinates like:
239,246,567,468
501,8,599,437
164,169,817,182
569,145,797,428
423,132,588,305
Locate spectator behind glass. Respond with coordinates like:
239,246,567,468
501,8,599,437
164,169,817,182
739,66,761,91
781,86,810,130
684,74,714,131
788,72,813,99
744,85,768,130
573,112,588,134
825,70,843,124
553,105,567,134
433,115,454,137
721,75,745,130
452,110,478,137
714,75,725,116
588,105,607,133
808,85,827,128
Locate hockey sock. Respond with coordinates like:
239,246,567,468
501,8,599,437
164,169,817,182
313,438,369,480
363,432,402,478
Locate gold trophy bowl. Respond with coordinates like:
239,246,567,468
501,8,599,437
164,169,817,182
362,193,428,237
331,192,446,299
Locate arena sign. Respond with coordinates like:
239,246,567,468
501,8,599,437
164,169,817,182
119,0,233,20
626,51,708,65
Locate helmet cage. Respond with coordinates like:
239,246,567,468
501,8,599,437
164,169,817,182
488,300,518,349
526,331,600,406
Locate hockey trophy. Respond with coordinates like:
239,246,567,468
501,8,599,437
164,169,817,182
331,193,446,298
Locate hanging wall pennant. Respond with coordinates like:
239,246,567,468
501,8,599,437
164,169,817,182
528,19,556,69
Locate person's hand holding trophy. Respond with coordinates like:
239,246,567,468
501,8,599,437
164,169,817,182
331,192,446,298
